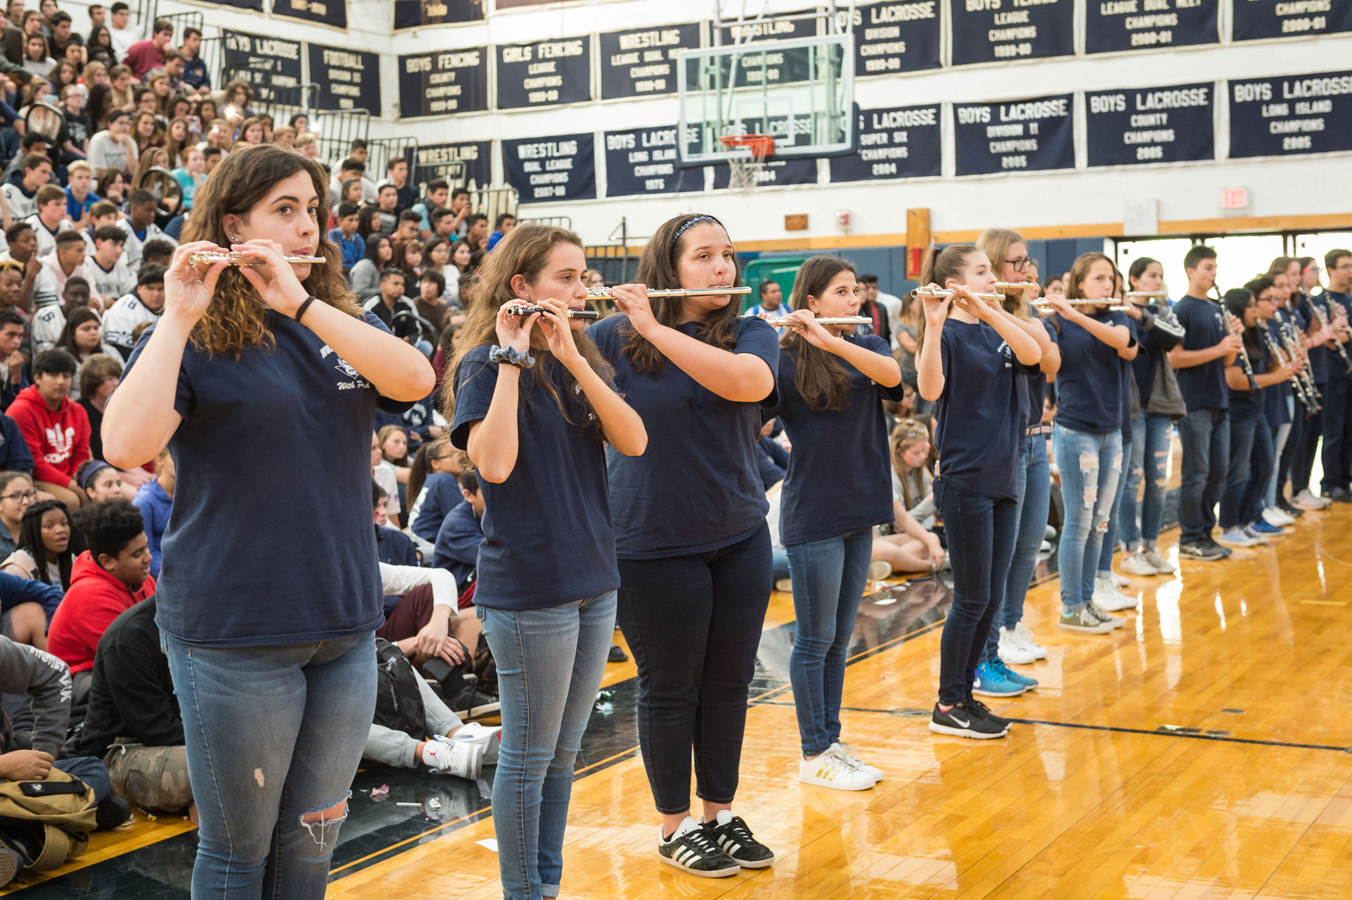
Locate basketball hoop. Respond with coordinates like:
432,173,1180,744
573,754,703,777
719,134,774,190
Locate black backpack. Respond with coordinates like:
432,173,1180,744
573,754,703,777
372,639,425,741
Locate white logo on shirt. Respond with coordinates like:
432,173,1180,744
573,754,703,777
320,344,370,391
999,341,1013,368
43,425,74,463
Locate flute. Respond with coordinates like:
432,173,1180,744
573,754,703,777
188,251,326,266
1304,295,1352,374
994,281,1039,292
505,305,599,320
1125,290,1169,299
586,286,752,301
912,287,1005,302
766,316,871,326
1030,299,1130,313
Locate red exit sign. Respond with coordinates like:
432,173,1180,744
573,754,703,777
1222,187,1249,211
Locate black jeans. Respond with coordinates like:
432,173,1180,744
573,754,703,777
935,481,1018,707
615,523,772,815
1291,384,1325,494
1321,375,1352,493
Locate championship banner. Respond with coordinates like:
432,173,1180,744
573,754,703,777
598,24,700,100
847,1,942,77
393,0,483,30
1085,83,1215,166
398,48,489,118
502,134,597,202
307,42,381,112
221,30,302,107
604,127,703,195
272,0,346,29
710,157,817,189
1229,71,1352,159
1085,0,1219,54
949,0,1074,66
496,37,592,110
829,104,941,182
413,141,492,188
953,94,1075,176
1233,0,1352,42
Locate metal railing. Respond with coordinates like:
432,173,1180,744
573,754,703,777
585,218,640,284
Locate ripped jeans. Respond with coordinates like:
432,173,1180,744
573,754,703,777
1119,413,1173,548
1053,425,1122,613
163,632,376,900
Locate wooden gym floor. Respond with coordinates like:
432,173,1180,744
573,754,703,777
9,447,1352,898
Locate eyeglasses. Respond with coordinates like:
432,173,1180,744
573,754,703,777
2,490,36,502
1006,257,1032,272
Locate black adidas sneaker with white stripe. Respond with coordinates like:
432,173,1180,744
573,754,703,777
657,817,739,878
704,810,775,868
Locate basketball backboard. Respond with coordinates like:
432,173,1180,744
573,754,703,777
678,33,855,166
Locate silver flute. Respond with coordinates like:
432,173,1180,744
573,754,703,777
766,316,871,326
188,251,326,266
1125,290,1169,299
912,287,1005,302
506,305,599,320
1031,299,1130,313
586,286,752,300
994,281,1039,291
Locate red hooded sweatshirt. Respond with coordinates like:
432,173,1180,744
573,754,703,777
48,551,156,674
6,385,92,487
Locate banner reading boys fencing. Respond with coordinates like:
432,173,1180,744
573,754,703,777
1085,0,1219,55
953,94,1075,176
1085,83,1215,167
307,42,381,112
272,0,347,29
221,30,302,107
398,48,489,118
502,134,597,202
949,0,1074,66
1229,71,1352,159
393,0,483,29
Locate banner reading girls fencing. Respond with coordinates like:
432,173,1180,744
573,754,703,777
272,0,347,29
949,0,1074,66
496,37,592,110
1085,83,1215,167
953,94,1075,176
1085,0,1219,55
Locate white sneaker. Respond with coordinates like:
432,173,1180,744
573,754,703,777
775,578,793,593
799,746,876,791
422,736,484,780
446,722,501,767
1217,527,1259,547
1143,547,1174,575
832,742,883,781
1093,575,1139,612
998,626,1038,665
1120,550,1158,576
1015,622,1048,660
1106,570,1130,589
1038,540,1053,554
868,560,891,581
1262,507,1296,527
1296,489,1332,510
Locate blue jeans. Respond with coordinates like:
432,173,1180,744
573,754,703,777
1053,425,1122,612
1097,437,1131,573
1247,416,1274,523
1177,408,1229,545
478,592,616,900
1119,413,1172,548
935,481,1018,706
164,632,376,900
1220,414,1266,529
981,433,1050,664
1266,397,1293,509
786,528,872,756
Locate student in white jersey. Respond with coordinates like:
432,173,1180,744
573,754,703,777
102,264,164,358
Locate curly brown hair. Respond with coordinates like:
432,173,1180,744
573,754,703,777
181,143,359,358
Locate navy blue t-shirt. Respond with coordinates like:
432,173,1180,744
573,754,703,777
449,346,618,610
1226,333,1269,420
432,498,482,590
1052,310,1130,435
777,334,905,546
1327,291,1352,381
1296,294,1330,384
1173,296,1228,411
934,319,1034,501
1263,319,1292,427
1021,321,1058,431
589,314,779,558
410,472,463,542
123,311,413,646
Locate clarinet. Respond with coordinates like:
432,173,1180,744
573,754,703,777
1305,294,1352,374
1217,290,1260,391
1262,327,1319,416
1280,316,1322,402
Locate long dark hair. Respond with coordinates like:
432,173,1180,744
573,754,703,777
16,499,74,590
181,144,359,358
407,438,448,510
445,224,614,435
57,307,102,359
1223,287,1263,360
782,256,856,411
623,213,742,375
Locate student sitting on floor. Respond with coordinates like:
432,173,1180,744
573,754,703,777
6,350,91,513
405,438,463,548
432,469,484,602
0,500,76,591
73,595,194,817
130,447,173,578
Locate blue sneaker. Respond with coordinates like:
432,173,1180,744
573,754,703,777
1250,519,1285,535
972,660,1026,697
991,658,1038,690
